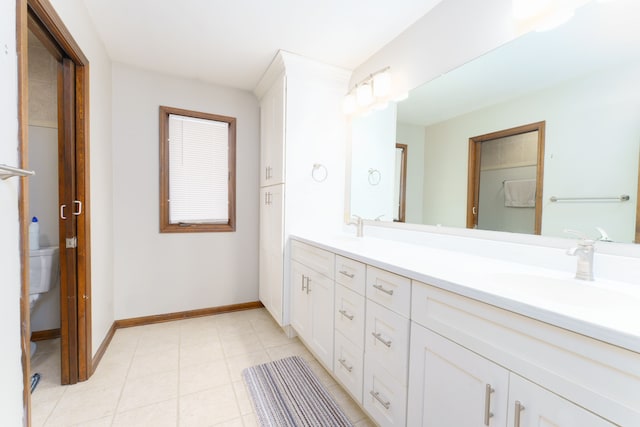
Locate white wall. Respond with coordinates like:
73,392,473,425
350,0,516,99
0,0,26,421
396,122,425,223
49,0,115,356
28,125,61,331
421,61,640,241
111,63,260,319
350,105,397,221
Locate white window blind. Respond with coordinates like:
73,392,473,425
168,114,229,224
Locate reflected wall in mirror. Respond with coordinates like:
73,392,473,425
349,0,640,243
467,121,545,235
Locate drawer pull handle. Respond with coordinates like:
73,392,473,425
338,358,353,372
339,270,355,278
338,309,354,320
484,384,494,426
301,275,307,292
372,332,392,348
306,277,311,294
369,390,391,409
514,400,525,427
373,284,394,295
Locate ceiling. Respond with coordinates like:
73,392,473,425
81,0,443,91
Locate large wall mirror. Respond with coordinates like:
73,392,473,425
350,0,640,244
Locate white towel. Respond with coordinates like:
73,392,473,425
504,179,536,207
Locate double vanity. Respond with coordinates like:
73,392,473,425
287,234,640,427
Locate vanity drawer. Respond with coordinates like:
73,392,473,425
365,300,410,385
366,266,411,317
363,356,407,427
334,330,364,404
335,255,366,295
335,284,365,347
290,240,334,279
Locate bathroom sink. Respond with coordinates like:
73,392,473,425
487,272,640,309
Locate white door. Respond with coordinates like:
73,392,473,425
308,270,334,369
507,374,615,427
408,324,509,427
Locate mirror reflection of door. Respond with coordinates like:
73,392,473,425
467,121,545,234
394,143,408,222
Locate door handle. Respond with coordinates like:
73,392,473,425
73,200,82,216
60,204,67,220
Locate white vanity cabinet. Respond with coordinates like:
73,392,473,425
410,280,633,427
334,256,366,403
256,52,349,328
290,241,335,369
363,266,411,427
259,185,284,323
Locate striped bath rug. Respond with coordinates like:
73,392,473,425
242,356,353,427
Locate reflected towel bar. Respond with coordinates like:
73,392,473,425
0,164,36,180
549,195,630,202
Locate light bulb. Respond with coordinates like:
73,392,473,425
373,70,391,97
356,82,374,107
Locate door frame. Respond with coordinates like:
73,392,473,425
466,121,545,234
17,0,92,417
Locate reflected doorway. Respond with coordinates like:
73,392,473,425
467,121,545,234
394,143,407,222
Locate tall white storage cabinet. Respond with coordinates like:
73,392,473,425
255,51,350,328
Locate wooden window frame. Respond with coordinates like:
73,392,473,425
159,105,236,233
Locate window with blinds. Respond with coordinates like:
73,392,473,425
159,106,236,233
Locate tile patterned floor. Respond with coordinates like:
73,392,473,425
30,308,376,426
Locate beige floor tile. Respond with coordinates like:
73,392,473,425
127,347,179,379
265,340,313,362
45,384,121,426
306,359,338,388
179,383,240,427
256,328,293,348
213,417,244,427
217,319,255,339
232,381,254,416
180,323,220,347
111,398,177,427
225,350,271,382
69,416,113,427
117,370,178,413
180,340,225,368
31,396,59,427
354,418,378,427
180,359,231,396
221,332,265,357
242,412,258,426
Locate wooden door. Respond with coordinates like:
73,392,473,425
57,57,79,384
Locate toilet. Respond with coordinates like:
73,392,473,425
29,246,59,355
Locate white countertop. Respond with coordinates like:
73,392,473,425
291,233,640,353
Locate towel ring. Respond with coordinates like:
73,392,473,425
311,163,328,182
368,168,381,185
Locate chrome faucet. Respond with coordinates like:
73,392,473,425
348,215,364,237
565,229,595,281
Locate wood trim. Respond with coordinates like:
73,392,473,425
17,0,31,423
27,10,63,62
31,328,61,341
467,121,545,234
27,0,88,65
75,64,91,381
395,143,407,223
90,322,116,376
159,105,237,233
114,301,264,329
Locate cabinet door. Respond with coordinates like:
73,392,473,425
308,270,334,369
408,323,509,427
507,375,616,427
260,74,286,186
259,185,284,324
290,260,309,339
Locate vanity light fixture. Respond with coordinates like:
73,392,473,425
343,66,391,115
